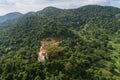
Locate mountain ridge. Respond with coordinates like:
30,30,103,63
0,12,23,29
0,5,120,28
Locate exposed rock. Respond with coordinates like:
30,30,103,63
38,38,62,62
38,40,48,62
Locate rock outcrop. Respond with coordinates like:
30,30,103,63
38,38,62,62
38,40,48,62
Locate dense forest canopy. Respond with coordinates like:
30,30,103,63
0,5,120,80
0,12,23,29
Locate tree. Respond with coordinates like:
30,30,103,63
34,76,41,80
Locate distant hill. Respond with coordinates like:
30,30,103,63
0,12,23,28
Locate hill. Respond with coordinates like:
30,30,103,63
0,5,120,80
0,12,23,28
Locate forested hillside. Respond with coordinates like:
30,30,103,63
0,12,23,29
0,5,120,80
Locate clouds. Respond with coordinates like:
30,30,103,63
0,0,120,15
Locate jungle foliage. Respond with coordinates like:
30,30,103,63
0,5,120,80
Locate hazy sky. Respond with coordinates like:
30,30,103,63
0,0,120,15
